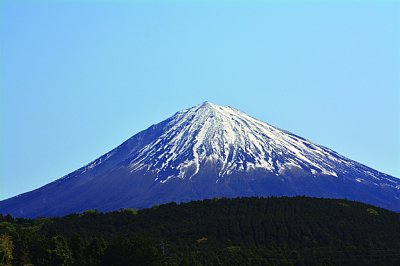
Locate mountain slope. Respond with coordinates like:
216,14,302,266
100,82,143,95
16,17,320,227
1,102,399,217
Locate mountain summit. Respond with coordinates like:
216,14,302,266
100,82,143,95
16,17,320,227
130,101,344,181
1,102,399,217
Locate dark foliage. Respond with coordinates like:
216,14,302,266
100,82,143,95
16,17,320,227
1,196,399,265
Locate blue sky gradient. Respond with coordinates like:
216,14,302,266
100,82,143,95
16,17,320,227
1,1,399,200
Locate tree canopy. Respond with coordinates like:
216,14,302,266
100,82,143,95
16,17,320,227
1,196,399,265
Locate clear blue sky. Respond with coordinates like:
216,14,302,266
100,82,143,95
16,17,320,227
1,0,399,200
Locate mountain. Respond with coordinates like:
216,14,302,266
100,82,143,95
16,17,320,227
1,102,399,217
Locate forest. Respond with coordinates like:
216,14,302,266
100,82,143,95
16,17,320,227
1,196,400,265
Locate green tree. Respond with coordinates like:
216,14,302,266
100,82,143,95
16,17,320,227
38,235,73,266
101,237,161,266
0,235,13,266
85,237,106,266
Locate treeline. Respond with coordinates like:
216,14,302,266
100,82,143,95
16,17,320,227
1,196,400,265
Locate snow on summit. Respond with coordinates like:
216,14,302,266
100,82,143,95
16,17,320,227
127,102,368,182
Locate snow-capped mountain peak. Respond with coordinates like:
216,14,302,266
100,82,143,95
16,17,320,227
1,102,398,218
128,102,360,183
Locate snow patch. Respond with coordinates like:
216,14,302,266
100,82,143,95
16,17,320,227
123,102,389,184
